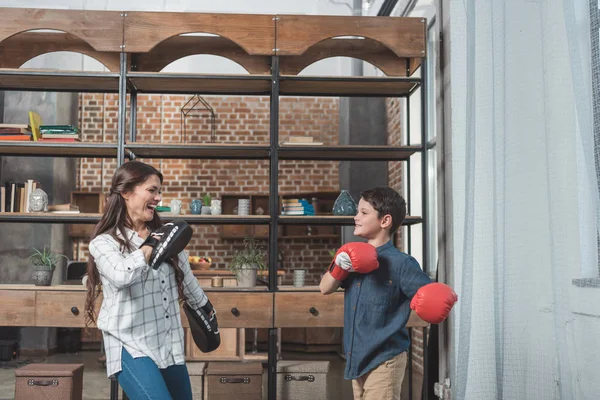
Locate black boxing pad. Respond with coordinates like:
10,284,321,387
141,220,192,270
184,300,220,353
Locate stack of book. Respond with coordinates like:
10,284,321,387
1,179,40,213
281,198,315,216
0,124,32,141
38,125,81,142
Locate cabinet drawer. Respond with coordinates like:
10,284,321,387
275,292,343,328
0,290,35,326
182,293,273,328
35,291,98,328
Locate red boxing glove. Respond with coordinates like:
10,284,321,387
410,283,458,324
328,242,379,281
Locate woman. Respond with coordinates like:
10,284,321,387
84,160,206,399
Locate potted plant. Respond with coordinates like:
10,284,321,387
228,237,267,287
28,246,68,286
201,193,212,215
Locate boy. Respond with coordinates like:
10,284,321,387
319,187,432,400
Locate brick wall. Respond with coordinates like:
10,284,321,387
74,94,341,285
74,94,407,286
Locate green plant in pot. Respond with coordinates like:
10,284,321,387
28,246,68,286
228,237,267,287
201,193,212,215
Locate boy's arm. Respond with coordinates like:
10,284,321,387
398,256,432,298
319,271,343,295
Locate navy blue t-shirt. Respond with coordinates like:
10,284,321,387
342,240,432,379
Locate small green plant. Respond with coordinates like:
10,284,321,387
202,193,212,206
229,237,267,275
329,249,337,258
28,246,68,271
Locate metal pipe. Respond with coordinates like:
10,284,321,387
129,91,137,142
267,55,281,400
116,52,127,166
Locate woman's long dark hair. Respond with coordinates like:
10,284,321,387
85,161,188,327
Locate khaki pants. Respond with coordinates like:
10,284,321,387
351,352,407,400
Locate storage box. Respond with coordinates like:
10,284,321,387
14,363,84,400
276,361,330,400
205,362,263,400
187,362,206,400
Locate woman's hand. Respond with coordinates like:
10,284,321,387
141,245,153,263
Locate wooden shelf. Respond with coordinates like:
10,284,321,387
0,142,118,158
278,145,420,161
279,215,422,226
279,234,338,240
0,212,102,223
0,68,120,92
160,214,270,225
126,143,270,160
127,72,271,95
279,75,420,97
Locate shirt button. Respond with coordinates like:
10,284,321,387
357,283,361,287
164,298,167,301
166,315,169,319
161,280,165,284
347,352,351,356
352,306,356,311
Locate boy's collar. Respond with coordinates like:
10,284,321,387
376,240,394,253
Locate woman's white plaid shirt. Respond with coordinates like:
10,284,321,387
89,227,208,377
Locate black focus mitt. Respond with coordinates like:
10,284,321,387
184,299,220,353
141,220,192,270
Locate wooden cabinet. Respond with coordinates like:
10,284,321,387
0,290,35,326
35,291,95,328
274,292,344,328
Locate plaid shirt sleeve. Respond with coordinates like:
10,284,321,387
89,234,150,289
177,251,209,308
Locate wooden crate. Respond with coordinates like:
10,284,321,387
14,363,84,400
204,362,263,400
277,361,330,400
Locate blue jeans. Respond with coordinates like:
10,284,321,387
116,347,193,400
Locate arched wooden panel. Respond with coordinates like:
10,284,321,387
279,38,419,77
124,12,275,55
276,15,426,58
133,36,271,74
0,8,123,52
0,32,120,71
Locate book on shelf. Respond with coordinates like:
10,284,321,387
48,203,80,212
0,135,32,141
2,179,40,213
281,198,315,215
39,125,80,133
0,126,31,134
281,210,315,216
28,111,42,141
280,136,323,146
0,123,30,129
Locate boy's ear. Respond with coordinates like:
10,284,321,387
380,214,392,229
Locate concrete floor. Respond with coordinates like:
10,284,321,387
0,351,353,400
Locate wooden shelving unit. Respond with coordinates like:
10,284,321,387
0,8,429,400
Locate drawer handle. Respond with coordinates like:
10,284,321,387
28,379,58,386
231,307,240,317
220,377,250,384
285,375,315,382
309,307,318,316
71,306,79,315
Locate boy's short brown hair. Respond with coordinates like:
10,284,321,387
359,187,407,234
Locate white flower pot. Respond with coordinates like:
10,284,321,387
236,267,257,287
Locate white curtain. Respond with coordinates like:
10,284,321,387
448,0,600,399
